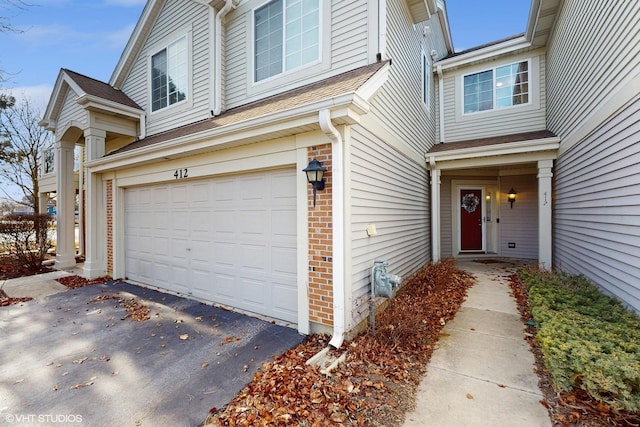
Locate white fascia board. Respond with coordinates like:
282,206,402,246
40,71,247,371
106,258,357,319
434,37,531,72
41,71,85,130
86,94,365,172
109,0,162,87
429,137,560,163
355,62,390,101
76,94,144,119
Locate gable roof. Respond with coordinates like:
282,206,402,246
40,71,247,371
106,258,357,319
63,69,141,110
109,60,390,156
41,68,143,131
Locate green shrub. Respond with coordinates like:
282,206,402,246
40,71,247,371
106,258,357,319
519,268,640,411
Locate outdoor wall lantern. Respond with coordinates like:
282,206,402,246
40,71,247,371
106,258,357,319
303,158,327,207
508,188,517,208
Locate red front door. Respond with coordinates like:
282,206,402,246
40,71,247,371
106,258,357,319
460,189,483,251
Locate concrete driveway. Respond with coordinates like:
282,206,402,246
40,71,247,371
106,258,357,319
0,280,304,426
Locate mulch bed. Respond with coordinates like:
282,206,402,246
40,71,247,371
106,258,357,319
204,260,474,426
509,274,640,427
0,255,52,281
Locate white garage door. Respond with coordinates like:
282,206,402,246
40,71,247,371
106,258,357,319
124,169,298,323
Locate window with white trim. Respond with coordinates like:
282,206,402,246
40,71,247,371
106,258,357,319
463,60,529,114
254,0,320,82
422,51,430,106
151,35,188,112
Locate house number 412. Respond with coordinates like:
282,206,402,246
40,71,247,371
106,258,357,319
174,168,188,179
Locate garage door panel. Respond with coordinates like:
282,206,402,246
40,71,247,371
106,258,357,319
272,247,296,275
241,244,267,270
125,169,297,324
239,210,267,236
272,209,296,239
273,282,297,318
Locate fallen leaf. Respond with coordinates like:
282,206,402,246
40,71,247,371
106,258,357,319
466,393,474,399
52,384,59,391
73,357,88,364
179,334,189,340
14,379,24,384
202,362,209,368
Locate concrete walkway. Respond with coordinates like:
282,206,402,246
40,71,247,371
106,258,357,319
403,259,551,427
0,269,71,300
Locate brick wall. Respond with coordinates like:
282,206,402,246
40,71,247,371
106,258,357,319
307,145,334,326
106,179,113,275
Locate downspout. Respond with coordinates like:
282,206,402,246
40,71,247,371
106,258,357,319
378,0,387,60
139,113,146,140
437,64,445,143
213,0,237,116
319,109,345,350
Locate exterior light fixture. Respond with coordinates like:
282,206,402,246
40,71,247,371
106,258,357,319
508,188,517,208
303,158,327,207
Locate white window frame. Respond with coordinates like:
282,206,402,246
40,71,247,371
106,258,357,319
422,50,431,110
148,31,192,116
252,0,322,84
461,59,531,115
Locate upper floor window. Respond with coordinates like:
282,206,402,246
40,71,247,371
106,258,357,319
422,51,430,107
151,35,188,112
463,60,529,114
254,0,320,82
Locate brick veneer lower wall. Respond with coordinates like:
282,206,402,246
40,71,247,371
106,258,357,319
307,145,334,327
106,179,113,275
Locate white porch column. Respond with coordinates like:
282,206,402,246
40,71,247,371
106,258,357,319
38,193,49,214
55,139,76,269
538,159,554,270
82,128,107,279
428,157,441,263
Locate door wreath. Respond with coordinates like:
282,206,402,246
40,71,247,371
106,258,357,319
461,193,480,213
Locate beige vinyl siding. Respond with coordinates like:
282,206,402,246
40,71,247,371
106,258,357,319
498,174,537,259
120,0,210,136
224,0,369,109
369,1,438,156
553,96,640,312
546,0,640,139
58,87,87,128
348,125,430,330
442,53,547,142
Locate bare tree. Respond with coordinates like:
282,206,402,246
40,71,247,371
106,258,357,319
1,0,30,82
0,95,53,215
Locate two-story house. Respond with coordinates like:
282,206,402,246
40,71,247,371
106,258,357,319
39,0,640,345
427,0,640,314
39,0,453,344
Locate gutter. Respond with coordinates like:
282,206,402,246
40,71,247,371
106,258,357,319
213,0,238,116
319,109,346,350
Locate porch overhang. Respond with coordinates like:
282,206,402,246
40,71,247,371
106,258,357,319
426,130,560,168
426,130,559,271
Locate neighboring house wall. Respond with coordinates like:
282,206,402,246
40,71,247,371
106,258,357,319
349,125,430,330
441,50,546,142
553,96,640,312
120,0,210,135
547,0,640,312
